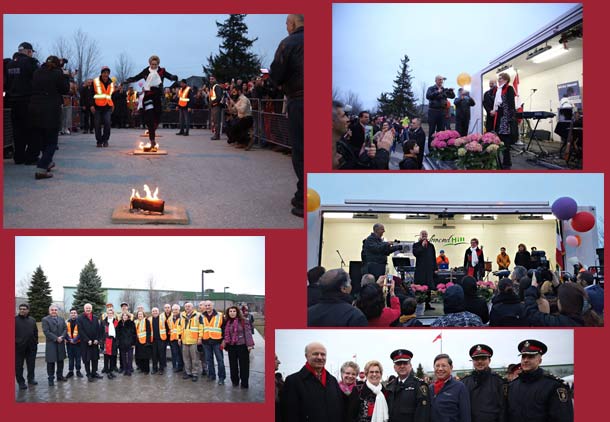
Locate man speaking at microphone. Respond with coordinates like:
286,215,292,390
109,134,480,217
361,223,402,279
413,230,438,310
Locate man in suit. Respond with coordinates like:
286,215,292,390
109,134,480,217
42,304,68,386
77,303,103,382
346,111,370,155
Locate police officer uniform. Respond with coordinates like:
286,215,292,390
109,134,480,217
461,344,507,422
5,42,40,164
507,340,573,422
386,349,430,422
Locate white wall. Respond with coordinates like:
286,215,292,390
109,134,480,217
321,219,556,272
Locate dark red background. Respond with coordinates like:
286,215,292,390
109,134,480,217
0,0,605,419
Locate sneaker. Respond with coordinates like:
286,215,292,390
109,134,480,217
35,171,53,180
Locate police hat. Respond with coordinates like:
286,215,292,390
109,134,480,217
390,349,413,363
19,42,35,52
518,339,547,356
469,344,493,358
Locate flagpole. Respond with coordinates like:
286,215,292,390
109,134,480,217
440,330,443,354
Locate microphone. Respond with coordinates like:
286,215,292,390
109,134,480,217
336,250,346,268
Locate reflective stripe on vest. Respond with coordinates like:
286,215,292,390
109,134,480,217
136,318,149,344
178,87,190,107
168,315,181,341
202,312,223,340
181,312,201,344
210,84,219,101
66,320,79,343
93,77,114,107
158,314,168,340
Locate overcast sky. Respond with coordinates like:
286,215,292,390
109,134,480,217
276,329,573,379
15,236,265,300
4,14,287,81
333,3,579,109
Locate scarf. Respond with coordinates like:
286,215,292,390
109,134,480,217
225,318,244,345
107,317,116,337
305,362,327,387
339,380,355,395
366,380,389,422
105,317,118,354
144,67,162,91
493,82,505,111
470,248,479,268
434,376,449,395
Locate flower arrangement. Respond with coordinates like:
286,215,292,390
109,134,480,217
455,132,504,170
433,282,455,302
428,130,461,161
476,280,496,302
411,283,429,303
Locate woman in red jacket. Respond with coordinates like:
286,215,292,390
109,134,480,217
355,277,401,326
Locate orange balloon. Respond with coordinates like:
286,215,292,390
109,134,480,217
575,235,582,247
457,72,472,87
307,188,321,212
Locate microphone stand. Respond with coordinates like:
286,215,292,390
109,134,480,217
336,250,346,268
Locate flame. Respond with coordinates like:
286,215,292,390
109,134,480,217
138,141,160,150
130,184,160,201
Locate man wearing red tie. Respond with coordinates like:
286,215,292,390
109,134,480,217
413,230,437,310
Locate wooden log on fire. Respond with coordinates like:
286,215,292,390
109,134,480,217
130,197,165,214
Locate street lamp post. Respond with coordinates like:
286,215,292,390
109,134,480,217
202,269,214,301
223,286,230,312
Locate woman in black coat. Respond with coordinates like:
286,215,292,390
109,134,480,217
489,278,527,326
461,276,489,324
29,55,70,179
117,312,137,376
514,244,531,269
490,72,518,168
463,238,485,280
125,55,178,148
133,311,152,373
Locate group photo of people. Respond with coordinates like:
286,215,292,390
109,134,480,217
275,330,574,422
332,3,582,170
3,13,304,228
14,236,265,402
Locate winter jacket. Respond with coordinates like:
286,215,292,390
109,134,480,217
270,26,304,99
117,319,137,349
367,295,401,327
462,277,490,324
523,286,584,326
308,291,368,327
489,292,528,326
28,65,70,128
426,84,455,110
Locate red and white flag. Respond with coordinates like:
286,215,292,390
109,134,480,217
432,333,442,343
556,220,565,270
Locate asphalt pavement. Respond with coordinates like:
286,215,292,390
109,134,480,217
4,129,302,228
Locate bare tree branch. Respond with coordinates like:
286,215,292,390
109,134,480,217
114,52,135,85
72,28,101,87
51,36,74,70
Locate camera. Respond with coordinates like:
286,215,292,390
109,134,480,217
59,58,68,68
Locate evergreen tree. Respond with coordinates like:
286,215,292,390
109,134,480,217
416,363,425,379
26,266,53,321
72,259,106,315
204,14,261,83
376,55,418,118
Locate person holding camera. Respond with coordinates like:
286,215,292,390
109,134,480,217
426,75,455,141
361,223,402,280
454,88,475,136
29,55,70,179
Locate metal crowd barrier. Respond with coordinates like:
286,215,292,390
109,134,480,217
4,108,14,158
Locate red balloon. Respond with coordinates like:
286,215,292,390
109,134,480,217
570,212,595,233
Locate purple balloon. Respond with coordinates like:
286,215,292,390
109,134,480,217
551,197,578,220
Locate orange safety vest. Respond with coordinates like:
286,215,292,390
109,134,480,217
202,311,223,340
167,314,182,341
157,314,168,341
178,86,191,107
93,77,114,107
66,320,80,343
180,312,203,345
210,84,220,102
136,318,150,344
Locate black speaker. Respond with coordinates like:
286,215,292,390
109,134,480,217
532,130,551,141
349,261,363,295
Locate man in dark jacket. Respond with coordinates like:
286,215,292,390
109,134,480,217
507,340,573,422
280,342,345,422
79,79,94,133
430,353,471,422
461,276,489,324
5,42,40,164
361,223,402,279
408,118,427,169
270,14,304,218
426,75,455,140
77,303,103,382
307,266,325,307
454,88,476,136
111,84,128,128
461,344,507,422
386,349,430,422
345,111,371,155
15,303,38,390
482,80,497,133
413,230,437,310
489,278,527,326
307,269,368,326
